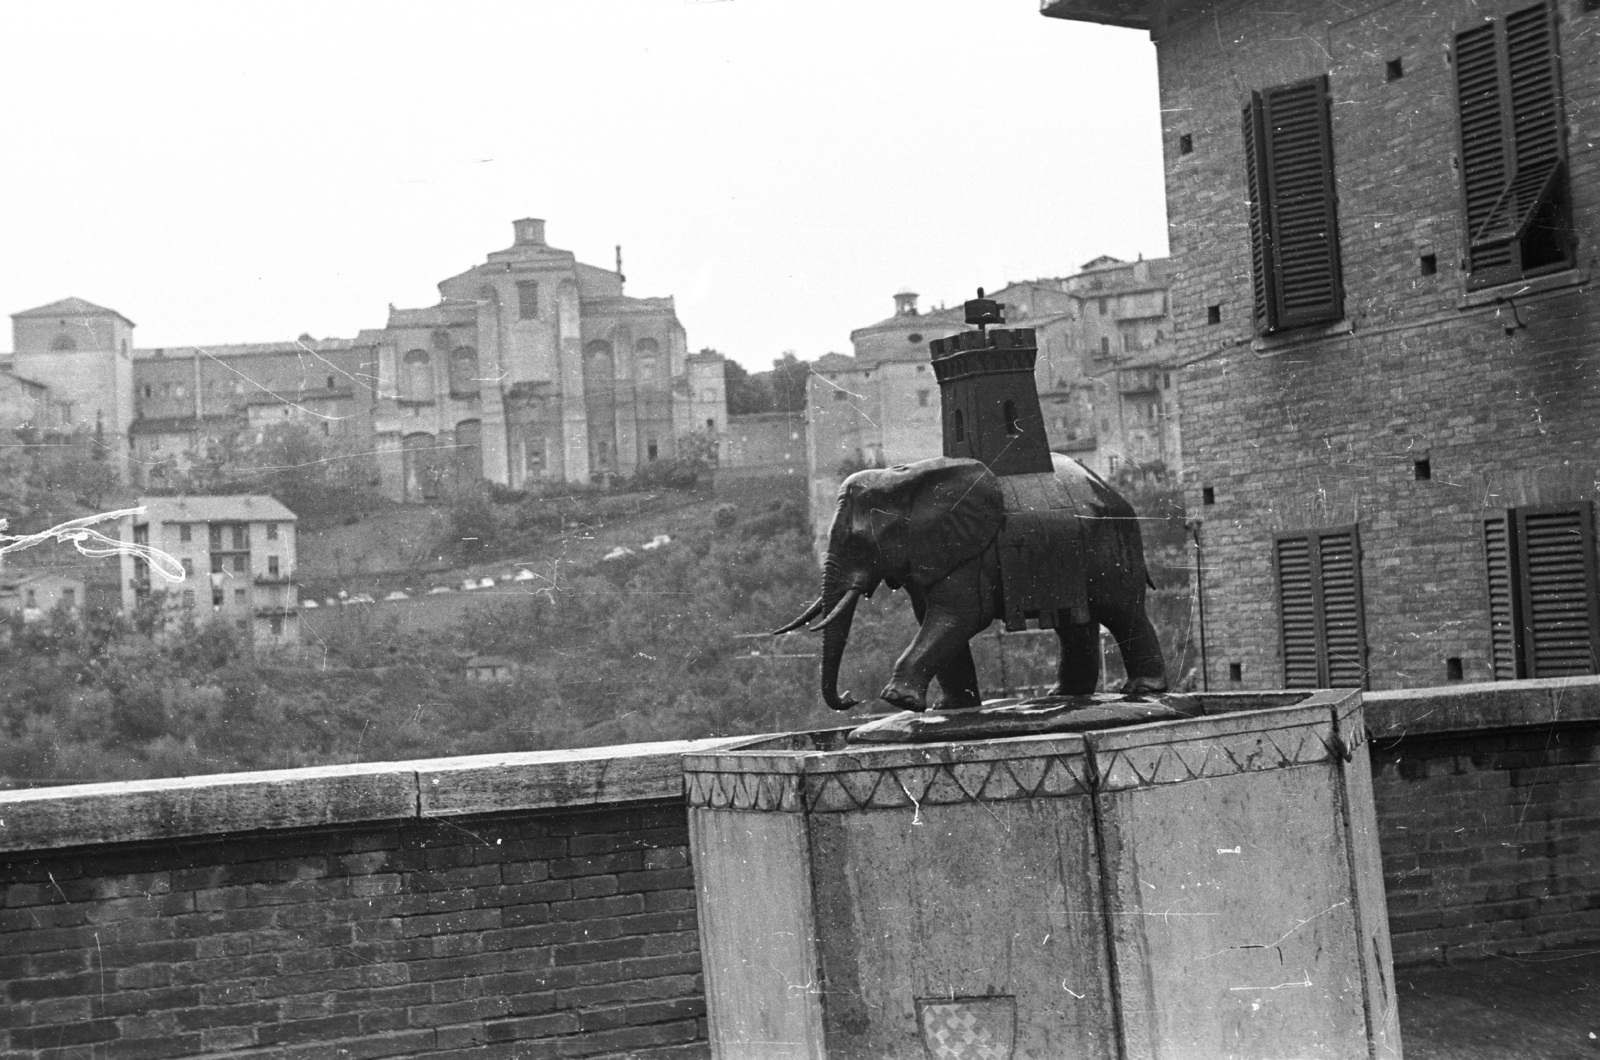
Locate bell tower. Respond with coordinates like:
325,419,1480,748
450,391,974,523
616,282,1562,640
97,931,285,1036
930,289,1052,476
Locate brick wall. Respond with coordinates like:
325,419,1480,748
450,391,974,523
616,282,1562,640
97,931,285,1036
9,689,1600,1057
0,740,743,1060
1145,0,1600,690
1368,679,1600,964
2,804,704,1060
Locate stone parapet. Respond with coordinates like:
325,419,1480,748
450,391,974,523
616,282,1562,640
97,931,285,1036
0,738,749,854
1366,675,1600,739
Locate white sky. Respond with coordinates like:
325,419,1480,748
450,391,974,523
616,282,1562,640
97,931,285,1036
0,2,1165,372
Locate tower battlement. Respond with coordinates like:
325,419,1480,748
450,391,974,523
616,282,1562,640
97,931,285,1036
931,323,1052,476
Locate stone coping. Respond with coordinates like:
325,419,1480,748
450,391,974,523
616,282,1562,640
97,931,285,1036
0,738,751,855
4,677,1598,854
1365,675,1600,740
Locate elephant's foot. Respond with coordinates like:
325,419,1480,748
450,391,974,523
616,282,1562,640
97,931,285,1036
880,680,930,713
930,687,982,712
1119,675,1170,699
1045,680,1098,698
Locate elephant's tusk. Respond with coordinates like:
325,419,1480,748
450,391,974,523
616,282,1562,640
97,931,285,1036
809,588,863,632
771,594,826,636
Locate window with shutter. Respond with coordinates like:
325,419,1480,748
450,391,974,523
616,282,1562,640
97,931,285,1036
1241,76,1344,335
1482,504,1599,679
1453,1,1573,288
1275,526,1368,688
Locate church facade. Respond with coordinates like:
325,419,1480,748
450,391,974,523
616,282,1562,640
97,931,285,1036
5,219,726,500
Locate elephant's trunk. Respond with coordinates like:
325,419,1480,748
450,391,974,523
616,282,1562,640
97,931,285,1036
819,560,863,711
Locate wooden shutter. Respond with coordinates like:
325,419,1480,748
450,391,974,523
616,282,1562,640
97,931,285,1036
1241,103,1275,334
1276,536,1321,687
1483,514,1523,679
1514,505,1600,677
1242,77,1344,334
1453,2,1571,287
1276,526,1368,688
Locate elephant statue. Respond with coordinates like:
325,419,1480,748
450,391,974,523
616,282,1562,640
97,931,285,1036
775,454,1169,712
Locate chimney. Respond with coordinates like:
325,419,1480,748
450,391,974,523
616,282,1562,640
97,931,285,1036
514,218,546,246
893,291,920,317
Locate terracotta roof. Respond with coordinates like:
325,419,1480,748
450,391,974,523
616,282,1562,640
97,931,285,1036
386,305,477,329
129,415,237,435
134,337,364,360
244,387,354,406
0,369,50,391
135,495,298,523
12,297,135,327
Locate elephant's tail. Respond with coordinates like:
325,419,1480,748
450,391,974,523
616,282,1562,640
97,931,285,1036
1147,572,1157,591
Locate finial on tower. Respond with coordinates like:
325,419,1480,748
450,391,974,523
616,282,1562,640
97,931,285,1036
964,287,1004,337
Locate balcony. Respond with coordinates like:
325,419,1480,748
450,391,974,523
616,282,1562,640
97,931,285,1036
253,572,294,585
254,604,299,618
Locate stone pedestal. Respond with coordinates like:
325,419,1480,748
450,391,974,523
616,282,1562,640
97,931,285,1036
685,690,1401,1060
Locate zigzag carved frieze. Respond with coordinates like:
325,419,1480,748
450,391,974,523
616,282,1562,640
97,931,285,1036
683,714,1346,811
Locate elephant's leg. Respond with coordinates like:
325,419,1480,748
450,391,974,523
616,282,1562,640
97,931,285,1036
881,570,990,712
931,645,982,711
1048,615,1101,696
1102,601,1169,696
903,586,981,712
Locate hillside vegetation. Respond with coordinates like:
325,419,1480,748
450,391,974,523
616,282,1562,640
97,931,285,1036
0,480,1196,788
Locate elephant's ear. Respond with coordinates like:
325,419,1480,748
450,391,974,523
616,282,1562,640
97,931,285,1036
904,458,1004,583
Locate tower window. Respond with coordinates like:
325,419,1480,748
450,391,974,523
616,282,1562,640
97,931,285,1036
1178,134,1193,155
1386,57,1404,81
517,281,539,320
1003,399,1020,436
952,409,966,443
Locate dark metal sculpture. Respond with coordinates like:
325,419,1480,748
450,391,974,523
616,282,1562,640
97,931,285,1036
776,290,1169,713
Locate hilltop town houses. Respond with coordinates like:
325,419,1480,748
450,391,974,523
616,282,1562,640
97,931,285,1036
0,220,727,500
1044,0,1600,689
804,257,1179,551
121,495,300,648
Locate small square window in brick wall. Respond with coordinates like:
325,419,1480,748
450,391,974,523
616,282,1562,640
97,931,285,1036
0,802,707,1059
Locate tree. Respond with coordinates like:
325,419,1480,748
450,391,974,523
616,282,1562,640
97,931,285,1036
723,359,773,416
769,352,812,413
165,423,384,530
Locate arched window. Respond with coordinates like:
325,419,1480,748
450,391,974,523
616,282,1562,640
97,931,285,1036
1003,399,1020,436
952,408,966,443
403,432,442,501
402,349,433,402
50,333,75,351
449,347,479,397
635,338,660,382
583,341,615,391
453,420,482,490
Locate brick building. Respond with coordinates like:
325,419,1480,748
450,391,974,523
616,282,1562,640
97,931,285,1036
121,495,301,648
5,298,135,480
0,570,85,625
8,220,727,501
716,410,808,492
805,263,1178,551
1042,0,1600,690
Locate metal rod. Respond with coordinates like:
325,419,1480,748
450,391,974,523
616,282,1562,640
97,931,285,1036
1190,518,1209,692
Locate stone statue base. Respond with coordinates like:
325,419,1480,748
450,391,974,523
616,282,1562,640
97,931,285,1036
685,689,1402,1059
848,692,1203,744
